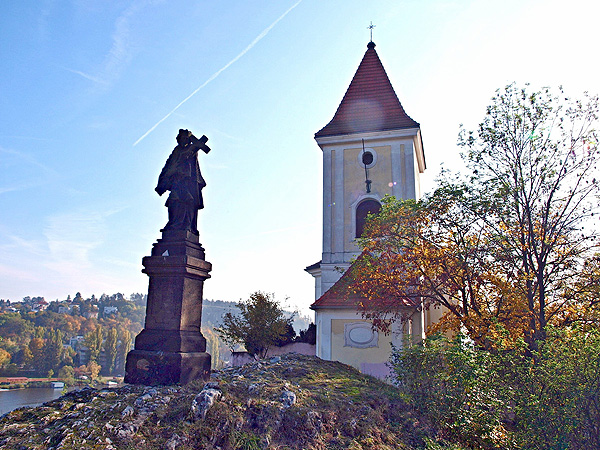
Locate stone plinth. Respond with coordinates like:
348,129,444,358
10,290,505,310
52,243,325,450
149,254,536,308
125,230,212,385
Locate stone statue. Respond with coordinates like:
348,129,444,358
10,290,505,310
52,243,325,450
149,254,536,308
156,129,211,234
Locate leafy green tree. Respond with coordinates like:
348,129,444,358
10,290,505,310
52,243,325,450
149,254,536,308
62,346,75,368
216,292,293,358
58,365,75,385
103,328,118,375
273,321,296,346
33,326,45,339
42,329,64,373
203,327,221,370
84,325,103,363
458,84,599,346
116,329,131,374
28,337,45,371
87,360,101,382
0,337,19,356
298,323,317,345
0,313,34,344
0,348,10,367
19,345,33,368
391,334,505,448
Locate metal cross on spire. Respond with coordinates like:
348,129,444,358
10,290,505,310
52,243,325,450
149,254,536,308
367,21,376,42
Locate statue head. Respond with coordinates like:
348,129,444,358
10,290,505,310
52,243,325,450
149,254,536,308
176,129,192,146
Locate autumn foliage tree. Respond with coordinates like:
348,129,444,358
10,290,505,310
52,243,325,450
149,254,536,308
350,84,600,350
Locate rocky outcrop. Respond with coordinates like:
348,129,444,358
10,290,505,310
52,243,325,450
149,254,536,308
0,354,427,449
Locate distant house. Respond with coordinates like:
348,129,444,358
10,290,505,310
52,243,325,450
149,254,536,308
33,298,48,311
103,306,118,315
58,305,71,314
69,335,85,348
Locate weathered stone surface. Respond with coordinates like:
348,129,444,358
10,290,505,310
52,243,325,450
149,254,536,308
125,230,212,385
280,390,296,408
191,387,222,421
125,350,210,386
248,383,260,396
121,406,134,418
165,433,188,449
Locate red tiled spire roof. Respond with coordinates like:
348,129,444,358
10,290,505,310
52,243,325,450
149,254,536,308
311,254,420,310
310,264,365,310
315,42,419,138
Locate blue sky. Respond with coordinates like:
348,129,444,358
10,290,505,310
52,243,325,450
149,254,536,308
1,0,598,314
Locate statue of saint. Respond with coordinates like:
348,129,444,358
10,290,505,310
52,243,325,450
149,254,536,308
155,129,210,233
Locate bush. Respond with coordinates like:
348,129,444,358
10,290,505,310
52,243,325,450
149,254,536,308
503,327,600,449
297,323,316,345
391,334,506,448
391,328,600,449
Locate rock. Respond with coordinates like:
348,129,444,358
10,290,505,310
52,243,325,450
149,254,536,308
115,423,137,440
165,433,188,449
270,356,281,363
306,410,323,435
280,390,296,408
135,393,153,406
191,388,222,421
121,406,135,418
248,383,260,396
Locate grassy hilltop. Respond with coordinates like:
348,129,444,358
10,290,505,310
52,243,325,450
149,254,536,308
0,354,437,450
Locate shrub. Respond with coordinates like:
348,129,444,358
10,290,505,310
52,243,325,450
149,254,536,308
391,334,506,449
391,328,600,449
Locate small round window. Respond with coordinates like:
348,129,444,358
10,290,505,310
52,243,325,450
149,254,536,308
358,147,377,168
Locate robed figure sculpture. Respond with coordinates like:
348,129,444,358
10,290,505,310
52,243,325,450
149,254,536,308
156,129,211,234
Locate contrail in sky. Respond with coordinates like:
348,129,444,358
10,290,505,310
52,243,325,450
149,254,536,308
133,0,302,146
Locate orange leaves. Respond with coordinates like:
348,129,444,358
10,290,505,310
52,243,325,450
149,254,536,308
350,192,552,349
350,85,600,351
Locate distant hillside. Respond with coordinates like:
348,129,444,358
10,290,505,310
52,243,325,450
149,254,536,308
0,354,436,449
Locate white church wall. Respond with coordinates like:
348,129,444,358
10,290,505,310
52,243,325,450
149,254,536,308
315,308,420,369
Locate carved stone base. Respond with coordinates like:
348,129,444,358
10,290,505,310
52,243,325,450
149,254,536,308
133,328,207,353
124,349,211,385
124,230,212,386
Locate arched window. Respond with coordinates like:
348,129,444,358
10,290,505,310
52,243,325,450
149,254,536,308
355,199,381,238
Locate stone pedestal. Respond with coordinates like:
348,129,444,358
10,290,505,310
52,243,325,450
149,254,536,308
125,230,212,385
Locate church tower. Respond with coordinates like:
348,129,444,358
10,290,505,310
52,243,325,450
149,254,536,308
306,41,426,300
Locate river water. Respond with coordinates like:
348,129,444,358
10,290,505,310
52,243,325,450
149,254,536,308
0,387,64,415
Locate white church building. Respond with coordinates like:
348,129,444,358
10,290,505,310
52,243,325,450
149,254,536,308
306,40,442,379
